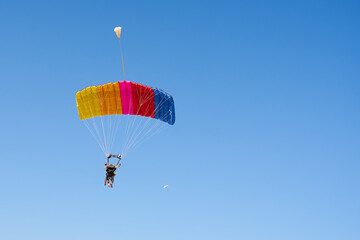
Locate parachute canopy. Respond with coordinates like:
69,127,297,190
76,81,175,125
114,27,122,39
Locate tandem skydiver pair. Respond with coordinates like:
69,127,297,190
104,154,122,188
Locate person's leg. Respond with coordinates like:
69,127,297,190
111,176,114,187
106,174,111,187
105,175,109,185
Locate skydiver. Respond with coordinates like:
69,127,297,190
104,154,122,188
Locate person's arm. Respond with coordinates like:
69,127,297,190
115,155,122,168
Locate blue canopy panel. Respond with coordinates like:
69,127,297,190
159,91,167,122
163,94,171,123
151,88,175,125
152,88,161,120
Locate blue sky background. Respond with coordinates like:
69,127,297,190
0,0,359,239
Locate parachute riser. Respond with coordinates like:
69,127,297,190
106,154,122,166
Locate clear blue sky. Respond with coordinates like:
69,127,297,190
0,0,359,239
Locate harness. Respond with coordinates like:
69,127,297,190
106,166,116,176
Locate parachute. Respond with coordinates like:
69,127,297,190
76,81,175,156
76,81,175,124
114,27,122,39
76,27,175,157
